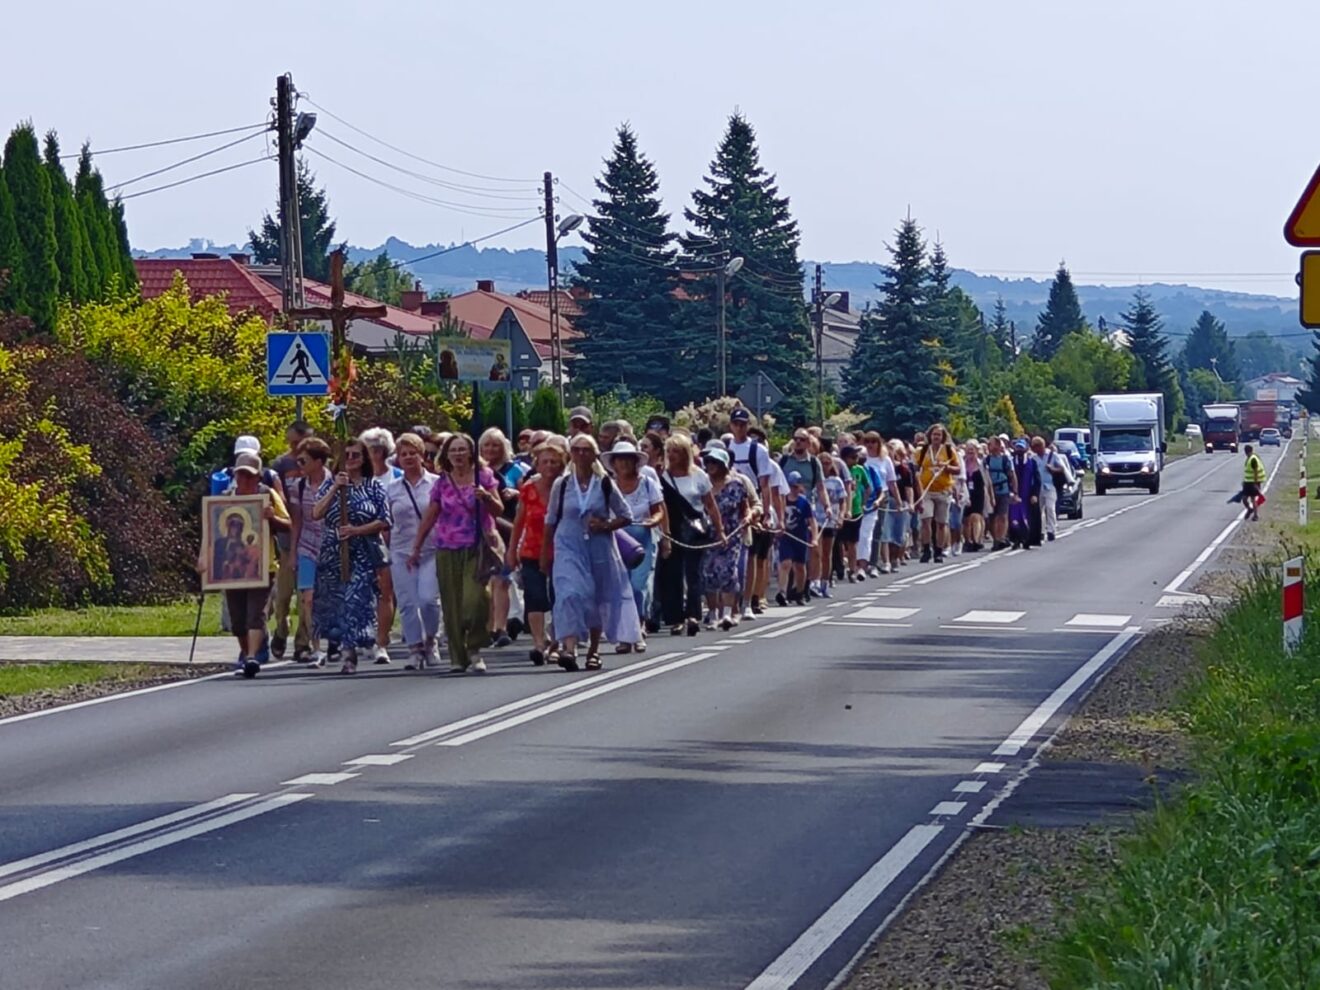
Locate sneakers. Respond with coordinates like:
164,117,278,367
1047,532,1056,542
241,658,260,679
775,592,789,607
339,649,357,675
741,605,755,621
307,650,327,668
469,655,487,674
702,611,717,631
270,635,287,660
933,550,946,563
866,566,880,579
373,645,391,665
403,649,425,671
920,545,932,563
426,640,441,668
752,601,766,615
530,648,546,666
490,632,512,648
719,616,733,632
252,640,270,665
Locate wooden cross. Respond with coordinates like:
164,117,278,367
288,249,387,580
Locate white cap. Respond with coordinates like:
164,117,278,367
233,435,261,455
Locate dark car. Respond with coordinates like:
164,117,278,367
1260,428,1282,447
1055,470,1084,519
1055,439,1087,473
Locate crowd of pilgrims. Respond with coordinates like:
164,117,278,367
209,404,1076,678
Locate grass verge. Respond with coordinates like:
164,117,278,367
1047,565,1320,987
0,662,180,697
0,597,226,637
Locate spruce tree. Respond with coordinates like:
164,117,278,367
678,112,812,408
1180,309,1238,380
989,296,1015,362
571,125,679,401
1121,289,1179,427
249,159,337,281
842,217,947,437
0,170,22,313
3,123,60,327
1030,262,1085,360
42,132,89,304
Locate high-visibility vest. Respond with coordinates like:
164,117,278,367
1244,455,1266,484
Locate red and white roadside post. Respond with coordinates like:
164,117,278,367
1284,556,1304,655
1301,449,1309,526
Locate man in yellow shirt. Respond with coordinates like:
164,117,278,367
913,423,961,563
1241,444,1266,522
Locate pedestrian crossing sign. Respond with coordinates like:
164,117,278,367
267,332,330,396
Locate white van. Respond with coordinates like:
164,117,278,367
1054,427,1091,449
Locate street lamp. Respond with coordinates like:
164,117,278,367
547,214,585,407
717,256,744,396
815,290,841,424
1210,357,1225,402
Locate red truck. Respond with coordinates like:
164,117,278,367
1238,400,1277,441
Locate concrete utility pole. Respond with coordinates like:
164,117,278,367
543,171,564,409
275,73,311,419
814,264,825,424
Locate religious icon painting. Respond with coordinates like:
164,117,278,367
200,495,270,591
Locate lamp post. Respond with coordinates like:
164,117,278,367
717,255,744,396
814,289,841,425
1210,357,1225,402
545,208,584,408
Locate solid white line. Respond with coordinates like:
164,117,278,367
0,793,312,903
912,561,981,585
743,824,943,990
758,615,833,640
731,615,800,638
0,669,233,730
0,793,257,882
389,652,682,746
437,653,719,748
993,627,1139,757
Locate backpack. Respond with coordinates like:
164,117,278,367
732,439,765,477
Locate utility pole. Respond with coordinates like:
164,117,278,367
275,73,309,420
543,171,565,409
814,263,825,425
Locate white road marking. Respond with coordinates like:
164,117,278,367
1065,613,1131,628
826,621,913,629
758,615,834,639
939,624,1026,633
952,610,1025,624
343,754,414,767
0,793,312,904
0,794,257,882
743,824,943,990
928,801,967,816
973,762,1006,774
912,561,982,584
953,780,985,794
993,627,1140,757
731,616,801,638
437,653,719,748
1157,593,1211,608
390,652,683,746
281,772,360,786
850,606,920,621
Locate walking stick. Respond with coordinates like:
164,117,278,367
187,591,206,666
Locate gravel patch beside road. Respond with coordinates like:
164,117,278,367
0,664,226,720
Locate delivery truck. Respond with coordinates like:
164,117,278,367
1238,400,1276,442
1200,402,1240,452
1090,392,1166,494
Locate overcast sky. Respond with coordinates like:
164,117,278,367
5,0,1314,295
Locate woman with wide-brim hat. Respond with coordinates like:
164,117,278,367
601,440,664,653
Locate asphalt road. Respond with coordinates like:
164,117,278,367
0,444,1286,990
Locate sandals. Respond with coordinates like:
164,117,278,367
558,650,580,672
615,643,633,654
584,653,603,671
530,648,546,666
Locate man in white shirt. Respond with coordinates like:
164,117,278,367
1031,436,1073,542
727,408,773,618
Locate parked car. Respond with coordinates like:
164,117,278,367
1056,470,1085,519
1260,427,1282,447
1184,424,1202,439
1054,439,1087,474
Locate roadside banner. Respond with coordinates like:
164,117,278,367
1284,555,1304,655
433,337,512,384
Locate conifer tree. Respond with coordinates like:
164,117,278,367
74,145,118,296
3,123,60,327
571,124,679,400
1180,309,1238,380
843,217,947,436
0,171,22,313
1121,289,1180,427
989,296,1015,362
1030,262,1085,360
42,132,89,304
109,198,136,290
249,159,337,281
678,112,811,407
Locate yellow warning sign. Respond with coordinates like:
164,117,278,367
1286,165,1320,246
1301,252,1320,328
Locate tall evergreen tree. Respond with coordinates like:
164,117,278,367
42,132,89,304
843,217,947,436
989,296,1015,361
3,123,60,327
0,169,22,313
74,145,119,296
570,124,679,401
109,198,136,290
678,112,811,406
1030,262,1085,360
1121,289,1180,427
249,159,337,282
1180,309,1238,380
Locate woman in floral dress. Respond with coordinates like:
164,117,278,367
699,448,750,631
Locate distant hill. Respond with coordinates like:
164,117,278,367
136,238,1302,349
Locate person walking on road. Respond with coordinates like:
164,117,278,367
269,421,313,660
700,448,752,630
1242,443,1266,522
1009,439,1041,549
507,435,568,666
603,440,665,653
311,440,391,675
288,437,331,664
409,433,504,674
984,436,1016,550
961,440,988,552
657,435,722,637
913,424,961,563
543,435,640,671
385,433,442,671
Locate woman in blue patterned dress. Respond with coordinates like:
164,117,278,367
312,438,392,674
699,448,751,631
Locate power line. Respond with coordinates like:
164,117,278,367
299,95,537,184
385,216,544,271
118,155,272,201
65,122,270,159
105,130,269,192
317,129,541,201
303,145,542,220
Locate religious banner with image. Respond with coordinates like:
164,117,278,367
434,337,512,383
200,495,271,591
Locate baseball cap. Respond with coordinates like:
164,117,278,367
646,415,670,432
730,407,751,423
1013,439,1028,451
568,406,593,425
702,448,730,468
787,470,804,485
233,435,261,455
233,451,262,475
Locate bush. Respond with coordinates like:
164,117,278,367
526,385,566,433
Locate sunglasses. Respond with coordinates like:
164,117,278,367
345,450,364,459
